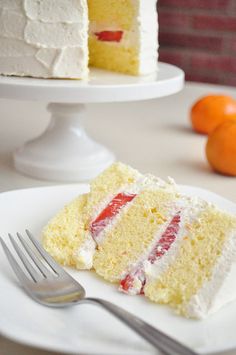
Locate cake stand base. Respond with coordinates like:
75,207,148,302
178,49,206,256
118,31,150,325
13,103,115,181
1,64,184,181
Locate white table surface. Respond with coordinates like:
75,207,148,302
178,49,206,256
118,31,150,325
0,81,236,355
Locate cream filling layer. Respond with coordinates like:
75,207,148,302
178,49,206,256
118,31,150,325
72,232,96,270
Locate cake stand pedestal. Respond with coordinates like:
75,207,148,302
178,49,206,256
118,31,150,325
0,63,184,181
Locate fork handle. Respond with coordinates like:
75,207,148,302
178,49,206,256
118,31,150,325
82,297,197,355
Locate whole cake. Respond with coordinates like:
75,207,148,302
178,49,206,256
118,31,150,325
42,162,236,319
0,0,158,79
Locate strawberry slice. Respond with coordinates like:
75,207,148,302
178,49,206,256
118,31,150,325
148,212,181,263
120,268,146,295
95,31,123,42
120,212,181,294
90,192,136,239
120,274,135,292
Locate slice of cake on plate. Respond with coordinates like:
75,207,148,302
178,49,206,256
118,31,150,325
0,0,158,79
42,162,236,319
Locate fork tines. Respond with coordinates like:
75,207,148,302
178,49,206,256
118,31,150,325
0,230,64,283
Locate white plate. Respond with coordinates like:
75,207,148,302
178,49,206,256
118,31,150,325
0,184,236,354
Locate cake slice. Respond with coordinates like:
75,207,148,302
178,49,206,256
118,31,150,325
42,194,92,269
88,0,158,75
83,164,236,318
42,162,236,319
91,173,236,318
42,162,141,269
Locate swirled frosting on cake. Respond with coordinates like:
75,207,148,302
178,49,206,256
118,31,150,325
0,0,89,78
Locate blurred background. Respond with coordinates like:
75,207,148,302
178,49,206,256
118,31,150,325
158,0,236,86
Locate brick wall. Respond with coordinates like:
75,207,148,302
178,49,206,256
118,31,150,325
158,0,236,86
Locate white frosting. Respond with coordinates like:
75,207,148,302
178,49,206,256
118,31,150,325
0,0,89,78
73,232,96,269
36,48,59,69
0,0,158,78
24,0,85,23
138,0,159,74
0,8,26,39
25,21,86,48
0,0,22,10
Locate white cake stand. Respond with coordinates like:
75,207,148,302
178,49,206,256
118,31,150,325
0,62,184,181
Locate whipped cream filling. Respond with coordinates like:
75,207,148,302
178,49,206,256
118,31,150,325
0,0,89,78
73,232,96,270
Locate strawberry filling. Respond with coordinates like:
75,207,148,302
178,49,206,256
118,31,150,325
120,267,146,295
94,30,123,42
120,212,181,294
90,192,136,239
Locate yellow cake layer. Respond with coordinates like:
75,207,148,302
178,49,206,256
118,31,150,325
88,0,136,30
144,206,236,317
93,189,179,283
89,38,139,75
42,194,89,269
88,0,139,75
84,162,141,229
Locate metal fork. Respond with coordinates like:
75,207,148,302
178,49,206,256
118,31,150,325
0,230,198,355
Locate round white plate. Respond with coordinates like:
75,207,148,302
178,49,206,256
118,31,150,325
0,63,184,103
0,184,236,354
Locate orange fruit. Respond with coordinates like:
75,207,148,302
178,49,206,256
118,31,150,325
206,120,236,176
190,95,236,134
